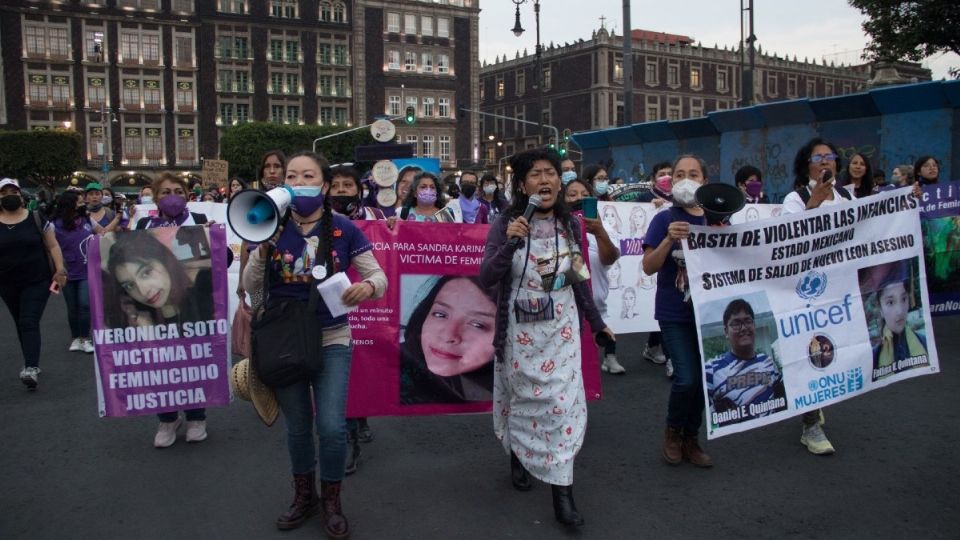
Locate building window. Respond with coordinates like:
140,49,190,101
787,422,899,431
333,2,346,23
437,17,450,38
122,79,140,108
50,76,70,106
667,106,680,121
320,1,332,21
405,96,417,112
270,73,283,94
144,129,163,160
271,104,283,123
387,12,400,33
614,56,624,82
320,107,333,125
334,76,347,97
85,29,107,62
120,32,139,62
219,68,235,91
388,95,401,116
177,128,196,161
334,44,348,64
690,66,702,89
407,135,418,157
496,76,504,98
647,106,658,121
421,53,433,73
319,75,331,96
236,104,249,123
286,41,300,63
235,71,249,93
718,68,729,92
318,43,332,64
404,51,417,72
286,73,300,94
422,135,434,157
124,127,143,160
766,73,778,96
691,98,703,118
387,50,400,70
286,105,300,124
335,107,347,125
842,82,851,94
422,16,433,37
24,25,46,56
28,75,48,104
438,97,450,117
806,79,816,98
788,76,798,97
218,1,247,14
174,35,193,67
516,71,525,95
543,67,552,91
404,14,417,34
667,64,679,86
50,27,70,58
422,97,435,117
176,81,193,110
270,40,283,61
439,135,451,162
142,34,160,64
271,0,297,18
645,61,658,84
87,77,106,107
825,80,834,96
143,79,161,109
437,54,449,74
172,0,194,13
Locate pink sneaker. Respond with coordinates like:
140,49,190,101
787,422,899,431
185,420,208,443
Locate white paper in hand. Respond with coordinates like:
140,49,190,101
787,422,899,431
317,272,356,318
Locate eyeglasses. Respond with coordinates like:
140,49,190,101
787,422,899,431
809,153,838,164
727,318,755,331
594,175,609,181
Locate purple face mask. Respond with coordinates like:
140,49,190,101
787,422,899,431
745,179,763,198
157,195,187,219
416,188,437,205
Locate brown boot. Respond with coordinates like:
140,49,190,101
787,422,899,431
681,434,714,468
320,480,350,539
275,472,320,530
662,426,682,465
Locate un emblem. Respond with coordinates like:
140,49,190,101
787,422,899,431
796,270,828,300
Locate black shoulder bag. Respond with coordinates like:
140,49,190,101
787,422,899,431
250,224,328,388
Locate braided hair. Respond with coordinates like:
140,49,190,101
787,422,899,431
285,151,335,276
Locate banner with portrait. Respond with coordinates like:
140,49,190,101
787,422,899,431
918,181,960,316
597,200,782,335
344,221,602,417
89,225,232,417
682,188,939,439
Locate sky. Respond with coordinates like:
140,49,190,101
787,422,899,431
477,0,957,80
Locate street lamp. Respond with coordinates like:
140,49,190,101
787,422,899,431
511,0,544,145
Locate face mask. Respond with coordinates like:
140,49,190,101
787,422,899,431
87,202,103,212
655,175,673,195
568,199,583,212
745,180,763,199
157,195,187,218
561,171,577,185
330,195,358,215
672,178,700,208
140,196,153,205
483,184,497,195
101,196,113,206
290,186,324,215
594,181,609,195
460,184,477,198
1,194,22,211
417,188,437,205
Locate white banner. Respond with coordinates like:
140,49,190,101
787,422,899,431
597,200,781,335
683,188,939,439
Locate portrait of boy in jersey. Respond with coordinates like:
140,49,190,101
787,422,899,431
702,294,787,427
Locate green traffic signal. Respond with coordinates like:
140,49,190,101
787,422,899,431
404,106,416,125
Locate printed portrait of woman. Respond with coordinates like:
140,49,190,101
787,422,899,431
628,206,648,237
102,228,214,328
608,259,623,290
620,286,639,319
601,205,622,236
400,275,498,405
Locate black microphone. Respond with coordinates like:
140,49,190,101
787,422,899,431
820,170,834,184
399,206,411,220
508,194,542,248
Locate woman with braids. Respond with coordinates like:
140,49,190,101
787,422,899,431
480,148,613,528
242,151,386,538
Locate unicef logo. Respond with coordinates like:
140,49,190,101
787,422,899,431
796,270,828,300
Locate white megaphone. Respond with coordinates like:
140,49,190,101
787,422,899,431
227,186,295,243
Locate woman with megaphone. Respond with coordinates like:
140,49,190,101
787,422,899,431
642,154,715,469
242,151,386,538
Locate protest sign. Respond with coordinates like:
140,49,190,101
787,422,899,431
597,200,781,335
344,221,602,417
683,188,939,439
918,181,960,316
89,225,231,417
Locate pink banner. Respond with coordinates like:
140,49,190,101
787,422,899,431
345,221,602,417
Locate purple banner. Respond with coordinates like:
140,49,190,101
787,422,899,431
919,181,960,316
89,225,231,417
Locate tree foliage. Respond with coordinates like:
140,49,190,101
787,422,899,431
219,122,377,181
0,129,84,192
850,0,960,76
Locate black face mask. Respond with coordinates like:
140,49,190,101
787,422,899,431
460,184,477,198
1,194,23,211
568,199,583,212
330,195,359,215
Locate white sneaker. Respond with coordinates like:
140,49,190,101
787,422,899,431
69,338,83,352
665,358,674,378
185,420,208,443
800,423,835,455
154,417,183,448
601,354,626,374
81,339,95,354
19,366,41,389
643,345,667,365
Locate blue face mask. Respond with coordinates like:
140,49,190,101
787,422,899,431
290,186,325,215
291,186,322,197
561,171,577,185
594,181,609,195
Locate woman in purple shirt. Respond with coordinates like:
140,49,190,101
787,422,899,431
52,191,103,354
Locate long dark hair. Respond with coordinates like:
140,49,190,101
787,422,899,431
913,155,939,185
505,148,577,243
479,172,506,212
259,150,286,188
401,171,446,210
53,191,82,231
793,137,842,189
285,151,336,278
400,276,497,404
844,152,874,198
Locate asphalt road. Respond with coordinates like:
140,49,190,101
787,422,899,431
1,299,958,539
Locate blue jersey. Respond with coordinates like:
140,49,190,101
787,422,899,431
705,351,785,415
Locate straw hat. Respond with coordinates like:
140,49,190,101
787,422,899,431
230,358,279,427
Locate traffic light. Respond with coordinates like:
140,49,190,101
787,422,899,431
559,144,568,157
562,128,572,142
404,106,416,125
547,136,556,150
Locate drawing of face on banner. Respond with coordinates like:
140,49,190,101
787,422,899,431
601,205,623,235
858,257,930,381
628,206,648,237
399,274,497,405
699,292,788,430
99,226,214,328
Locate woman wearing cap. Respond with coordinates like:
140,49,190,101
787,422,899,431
642,154,715,468
480,148,613,527
0,178,67,389
84,182,121,232
243,151,386,537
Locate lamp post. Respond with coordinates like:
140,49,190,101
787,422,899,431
511,0,544,145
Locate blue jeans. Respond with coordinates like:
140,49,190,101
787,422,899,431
275,344,352,481
660,321,704,434
0,280,50,368
62,279,90,339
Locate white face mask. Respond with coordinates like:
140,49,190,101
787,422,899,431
483,184,497,195
672,178,700,207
